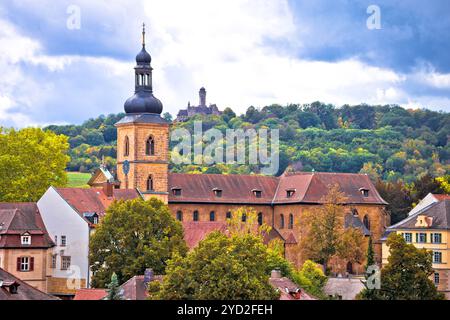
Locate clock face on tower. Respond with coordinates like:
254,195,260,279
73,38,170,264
123,160,130,176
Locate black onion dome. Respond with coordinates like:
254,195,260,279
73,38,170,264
124,91,163,114
136,47,151,64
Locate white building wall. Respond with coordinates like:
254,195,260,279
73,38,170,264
37,186,90,287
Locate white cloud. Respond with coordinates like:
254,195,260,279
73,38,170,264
0,0,449,128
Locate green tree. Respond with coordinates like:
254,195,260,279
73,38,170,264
106,272,122,300
292,260,328,298
367,234,444,300
154,231,279,300
89,198,187,287
357,237,377,300
0,127,69,202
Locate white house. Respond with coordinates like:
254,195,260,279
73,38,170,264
408,193,450,216
37,183,139,298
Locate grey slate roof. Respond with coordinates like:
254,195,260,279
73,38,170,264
345,214,371,236
115,113,169,125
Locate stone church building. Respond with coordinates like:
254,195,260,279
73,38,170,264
98,28,389,274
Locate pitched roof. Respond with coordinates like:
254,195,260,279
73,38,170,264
169,173,278,204
273,172,387,204
0,203,54,248
73,288,107,300
168,172,387,205
182,221,228,249
345,214,371,236
389,200,450,230
269,276,316,300
0,267,58,300
119,274,163,300
55,187,140,220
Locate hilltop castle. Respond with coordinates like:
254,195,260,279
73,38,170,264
176,87,222,122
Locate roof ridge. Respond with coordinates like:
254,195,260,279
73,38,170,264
169,172,279,179
389,200,442,229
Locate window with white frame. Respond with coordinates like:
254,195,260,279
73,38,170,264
61,235,67,247
434,272,440,285
433,251,442,264
61,256,71,270
431,233,442,244
403,233,412,243
21,235,31,245
19,257,30,271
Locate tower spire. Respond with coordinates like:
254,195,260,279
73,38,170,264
142,22,146,47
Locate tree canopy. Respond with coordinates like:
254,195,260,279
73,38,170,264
360,233,444,300
89,198,187,287
0,127,69,202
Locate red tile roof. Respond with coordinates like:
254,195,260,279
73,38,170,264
433,194,450,201
55,188,140,220
269,276,316,300
182,221,228,249
169,173,278,204
73,288,107,300
0,203,54,249
0,267,58,300
168,172,387,205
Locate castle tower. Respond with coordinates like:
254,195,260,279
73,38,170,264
199,87,206,106
115,24,169,203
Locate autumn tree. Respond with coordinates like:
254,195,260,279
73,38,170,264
89,198,187,287
364,234,444,300
300,184,366,272
0,127,69,202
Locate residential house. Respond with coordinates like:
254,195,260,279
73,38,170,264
382,199,450,299
269,270,316,300
0,203,55,293
37,184,140,298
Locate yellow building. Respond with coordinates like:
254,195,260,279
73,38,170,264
382,199,450,299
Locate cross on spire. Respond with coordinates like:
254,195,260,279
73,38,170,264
142,22,146,47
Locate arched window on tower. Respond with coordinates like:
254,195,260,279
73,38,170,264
147,175,153,191
146,136,155,156
363,215,371,231
124,136,130,157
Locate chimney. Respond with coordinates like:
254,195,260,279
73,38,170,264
144,268,154,287
103,181,114,198
271,269,282,279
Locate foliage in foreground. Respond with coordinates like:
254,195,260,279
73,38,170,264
0,127,69,202
358,233,445,300
89,198,187,287
150,231,279,300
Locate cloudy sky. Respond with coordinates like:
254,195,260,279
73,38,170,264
0,0,449,127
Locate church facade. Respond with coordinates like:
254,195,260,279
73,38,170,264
110,28,389,273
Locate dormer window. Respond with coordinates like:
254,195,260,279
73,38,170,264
360,188,369,197
172,188,182,196
286,189,296,198
21,234,31,245
252,189,262,198
213,188,222,197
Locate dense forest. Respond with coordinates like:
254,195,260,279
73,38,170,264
46,102,449,183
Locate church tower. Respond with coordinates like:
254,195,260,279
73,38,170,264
115,24,169,203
